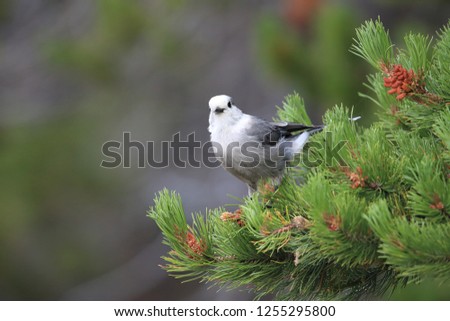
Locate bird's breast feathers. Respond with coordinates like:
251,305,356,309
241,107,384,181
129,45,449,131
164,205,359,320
209,113,253,145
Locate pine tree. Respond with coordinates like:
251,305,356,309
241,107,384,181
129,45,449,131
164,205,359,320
148,18,450,300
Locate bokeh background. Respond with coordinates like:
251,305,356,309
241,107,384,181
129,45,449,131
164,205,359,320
1,0,449,300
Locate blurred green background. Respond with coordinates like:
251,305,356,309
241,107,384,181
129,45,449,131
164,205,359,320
0,0,449,300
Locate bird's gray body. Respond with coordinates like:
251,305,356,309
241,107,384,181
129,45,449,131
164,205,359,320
208,95,323,194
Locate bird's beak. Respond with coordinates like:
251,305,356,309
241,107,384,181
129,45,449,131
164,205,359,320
214,108,225,114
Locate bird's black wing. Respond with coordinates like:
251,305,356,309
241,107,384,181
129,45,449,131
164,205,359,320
245,119,322,146
271,121,322,137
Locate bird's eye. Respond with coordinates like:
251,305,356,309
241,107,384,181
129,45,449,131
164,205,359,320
227,101,232,108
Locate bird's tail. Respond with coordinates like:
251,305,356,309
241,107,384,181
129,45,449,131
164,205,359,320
288,125,324,155
306,125,325,135
285,115,360,159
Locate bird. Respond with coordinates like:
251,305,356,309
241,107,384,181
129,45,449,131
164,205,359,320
208,94,324,195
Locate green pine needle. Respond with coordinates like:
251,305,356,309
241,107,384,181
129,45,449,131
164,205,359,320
350,17,394,69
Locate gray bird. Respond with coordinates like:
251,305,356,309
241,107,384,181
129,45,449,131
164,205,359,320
208,94,324,195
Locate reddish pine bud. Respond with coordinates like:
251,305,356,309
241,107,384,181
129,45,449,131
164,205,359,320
323,213,341,231
186,231,206,257
430,194,445,211
381,63,425,101
343,166,367,189
387,88,397,95
396,93,407,100
220,209,245,226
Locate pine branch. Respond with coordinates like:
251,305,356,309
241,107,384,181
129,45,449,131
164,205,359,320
149,19,450,300
366,200,450,283
274,92,312,124
350,17,393,69
429,21,450,101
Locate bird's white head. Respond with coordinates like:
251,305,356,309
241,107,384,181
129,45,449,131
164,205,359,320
208,95,236,113
208,95,244,133
208,95,243,130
